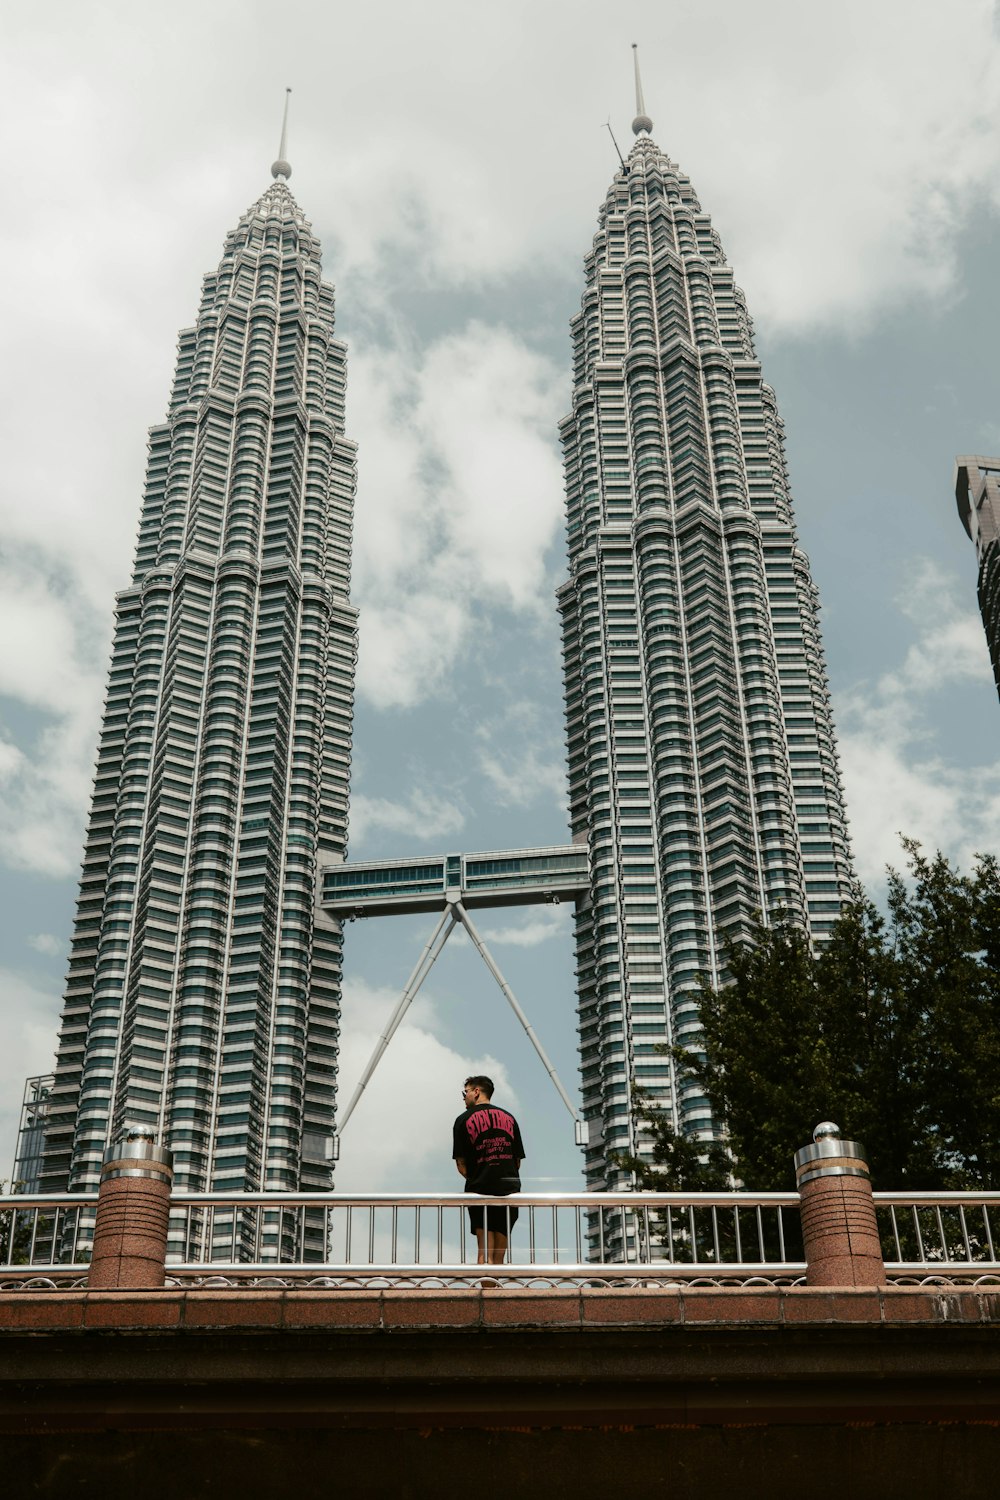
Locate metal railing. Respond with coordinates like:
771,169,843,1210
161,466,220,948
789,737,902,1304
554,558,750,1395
0,1190,802,1289
160,1190,804,1288
874,1192,1000,1285
0,1193,94,1288
1,1190,999,1290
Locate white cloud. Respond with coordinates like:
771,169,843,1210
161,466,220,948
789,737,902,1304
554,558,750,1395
840,739,1000,887
479,909,572,949
350,322,565,710
349,789,465,851
0,558,103,877
0,741,24,781
477,739,566,812
354,593,470,711
879,558,994,700
0,560,103,717
473,697,567,812
26,934,63,958
837,558,1000,885
333,978,515,1191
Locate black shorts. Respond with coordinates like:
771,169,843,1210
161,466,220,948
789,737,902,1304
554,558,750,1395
467,1202,519,1234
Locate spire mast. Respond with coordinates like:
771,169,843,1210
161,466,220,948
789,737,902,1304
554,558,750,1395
271,87,292,180
631,44,653,136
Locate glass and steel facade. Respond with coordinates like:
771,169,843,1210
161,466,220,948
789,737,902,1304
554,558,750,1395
39,171,357,1195
12,1075,54,1193
560,125,852,1187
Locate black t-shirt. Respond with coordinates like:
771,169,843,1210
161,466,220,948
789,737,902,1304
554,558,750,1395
452,1102,525,1196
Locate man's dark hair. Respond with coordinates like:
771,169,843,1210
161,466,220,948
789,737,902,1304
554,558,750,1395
464,1075,494,1098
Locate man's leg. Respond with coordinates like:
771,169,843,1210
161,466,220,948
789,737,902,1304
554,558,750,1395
474,1225,499,1287
486,1230,509,1266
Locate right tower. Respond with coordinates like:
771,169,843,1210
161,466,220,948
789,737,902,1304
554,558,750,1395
558,57,853,1186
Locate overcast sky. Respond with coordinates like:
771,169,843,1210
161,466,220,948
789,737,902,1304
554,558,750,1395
2,0,1000,1193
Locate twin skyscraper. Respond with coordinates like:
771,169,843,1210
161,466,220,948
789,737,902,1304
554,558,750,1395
36,73,852,1199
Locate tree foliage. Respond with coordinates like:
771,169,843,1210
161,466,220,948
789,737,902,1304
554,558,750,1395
617,844,1000,1191
612,1082,730,1192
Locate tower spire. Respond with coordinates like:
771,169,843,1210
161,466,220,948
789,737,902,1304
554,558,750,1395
271,87,292,180
631,44,653,136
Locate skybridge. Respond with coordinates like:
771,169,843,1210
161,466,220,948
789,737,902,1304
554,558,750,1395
320,844,590,919
318,843,593,1153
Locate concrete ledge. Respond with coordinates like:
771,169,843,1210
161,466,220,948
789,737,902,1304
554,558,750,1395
0,1283,998,1335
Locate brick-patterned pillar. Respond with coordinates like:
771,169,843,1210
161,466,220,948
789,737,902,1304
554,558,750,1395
794,1121,885,1287
87,1132,174,1290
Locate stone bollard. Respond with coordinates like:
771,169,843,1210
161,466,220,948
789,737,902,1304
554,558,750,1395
87,1130,174,1290
794,1121,886,1287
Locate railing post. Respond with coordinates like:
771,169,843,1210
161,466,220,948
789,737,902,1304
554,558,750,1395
87,1130,174,1290
794,1121,885,1287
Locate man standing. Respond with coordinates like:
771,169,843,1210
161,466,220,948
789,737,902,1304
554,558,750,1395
453,1075,525,1272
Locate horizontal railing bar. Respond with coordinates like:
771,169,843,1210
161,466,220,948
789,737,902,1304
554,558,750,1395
873,1193,1000,1205
166,1260,808,1276
0,1191,799,1211
0,1196,97,1210
0,1266,90,1276
4,1190,1000,1209
885,1261,1000,1272
158,1190,803,1208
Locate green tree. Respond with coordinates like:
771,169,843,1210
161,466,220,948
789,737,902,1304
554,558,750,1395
886,843,1000,1187
620,845,1000,1192
809,884,935,1186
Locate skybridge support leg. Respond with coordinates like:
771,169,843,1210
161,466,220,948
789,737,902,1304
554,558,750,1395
454,900,589,1146
332,905,457,1153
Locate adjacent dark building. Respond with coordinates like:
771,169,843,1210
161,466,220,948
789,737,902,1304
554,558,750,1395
955,455,1000,703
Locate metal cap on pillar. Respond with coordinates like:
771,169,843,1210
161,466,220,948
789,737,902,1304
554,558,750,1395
794,1120,870,1187
101,1127,174,1184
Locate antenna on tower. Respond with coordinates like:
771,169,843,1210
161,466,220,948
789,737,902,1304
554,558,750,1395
605,118,626,171
271,87,292,180
631,43,653,136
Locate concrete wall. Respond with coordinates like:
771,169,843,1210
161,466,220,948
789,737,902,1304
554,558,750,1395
3,1284,1000,1497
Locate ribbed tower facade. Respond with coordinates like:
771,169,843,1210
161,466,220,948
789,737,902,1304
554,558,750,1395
560,84,852,1186
40,153,357,1195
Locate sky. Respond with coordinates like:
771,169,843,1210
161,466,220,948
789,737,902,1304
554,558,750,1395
2,0,1000,1194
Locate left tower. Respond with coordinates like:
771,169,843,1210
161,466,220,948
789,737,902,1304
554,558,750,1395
39,132,358,1195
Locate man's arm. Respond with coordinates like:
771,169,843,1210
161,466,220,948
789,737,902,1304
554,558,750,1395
452,1116,468,1179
